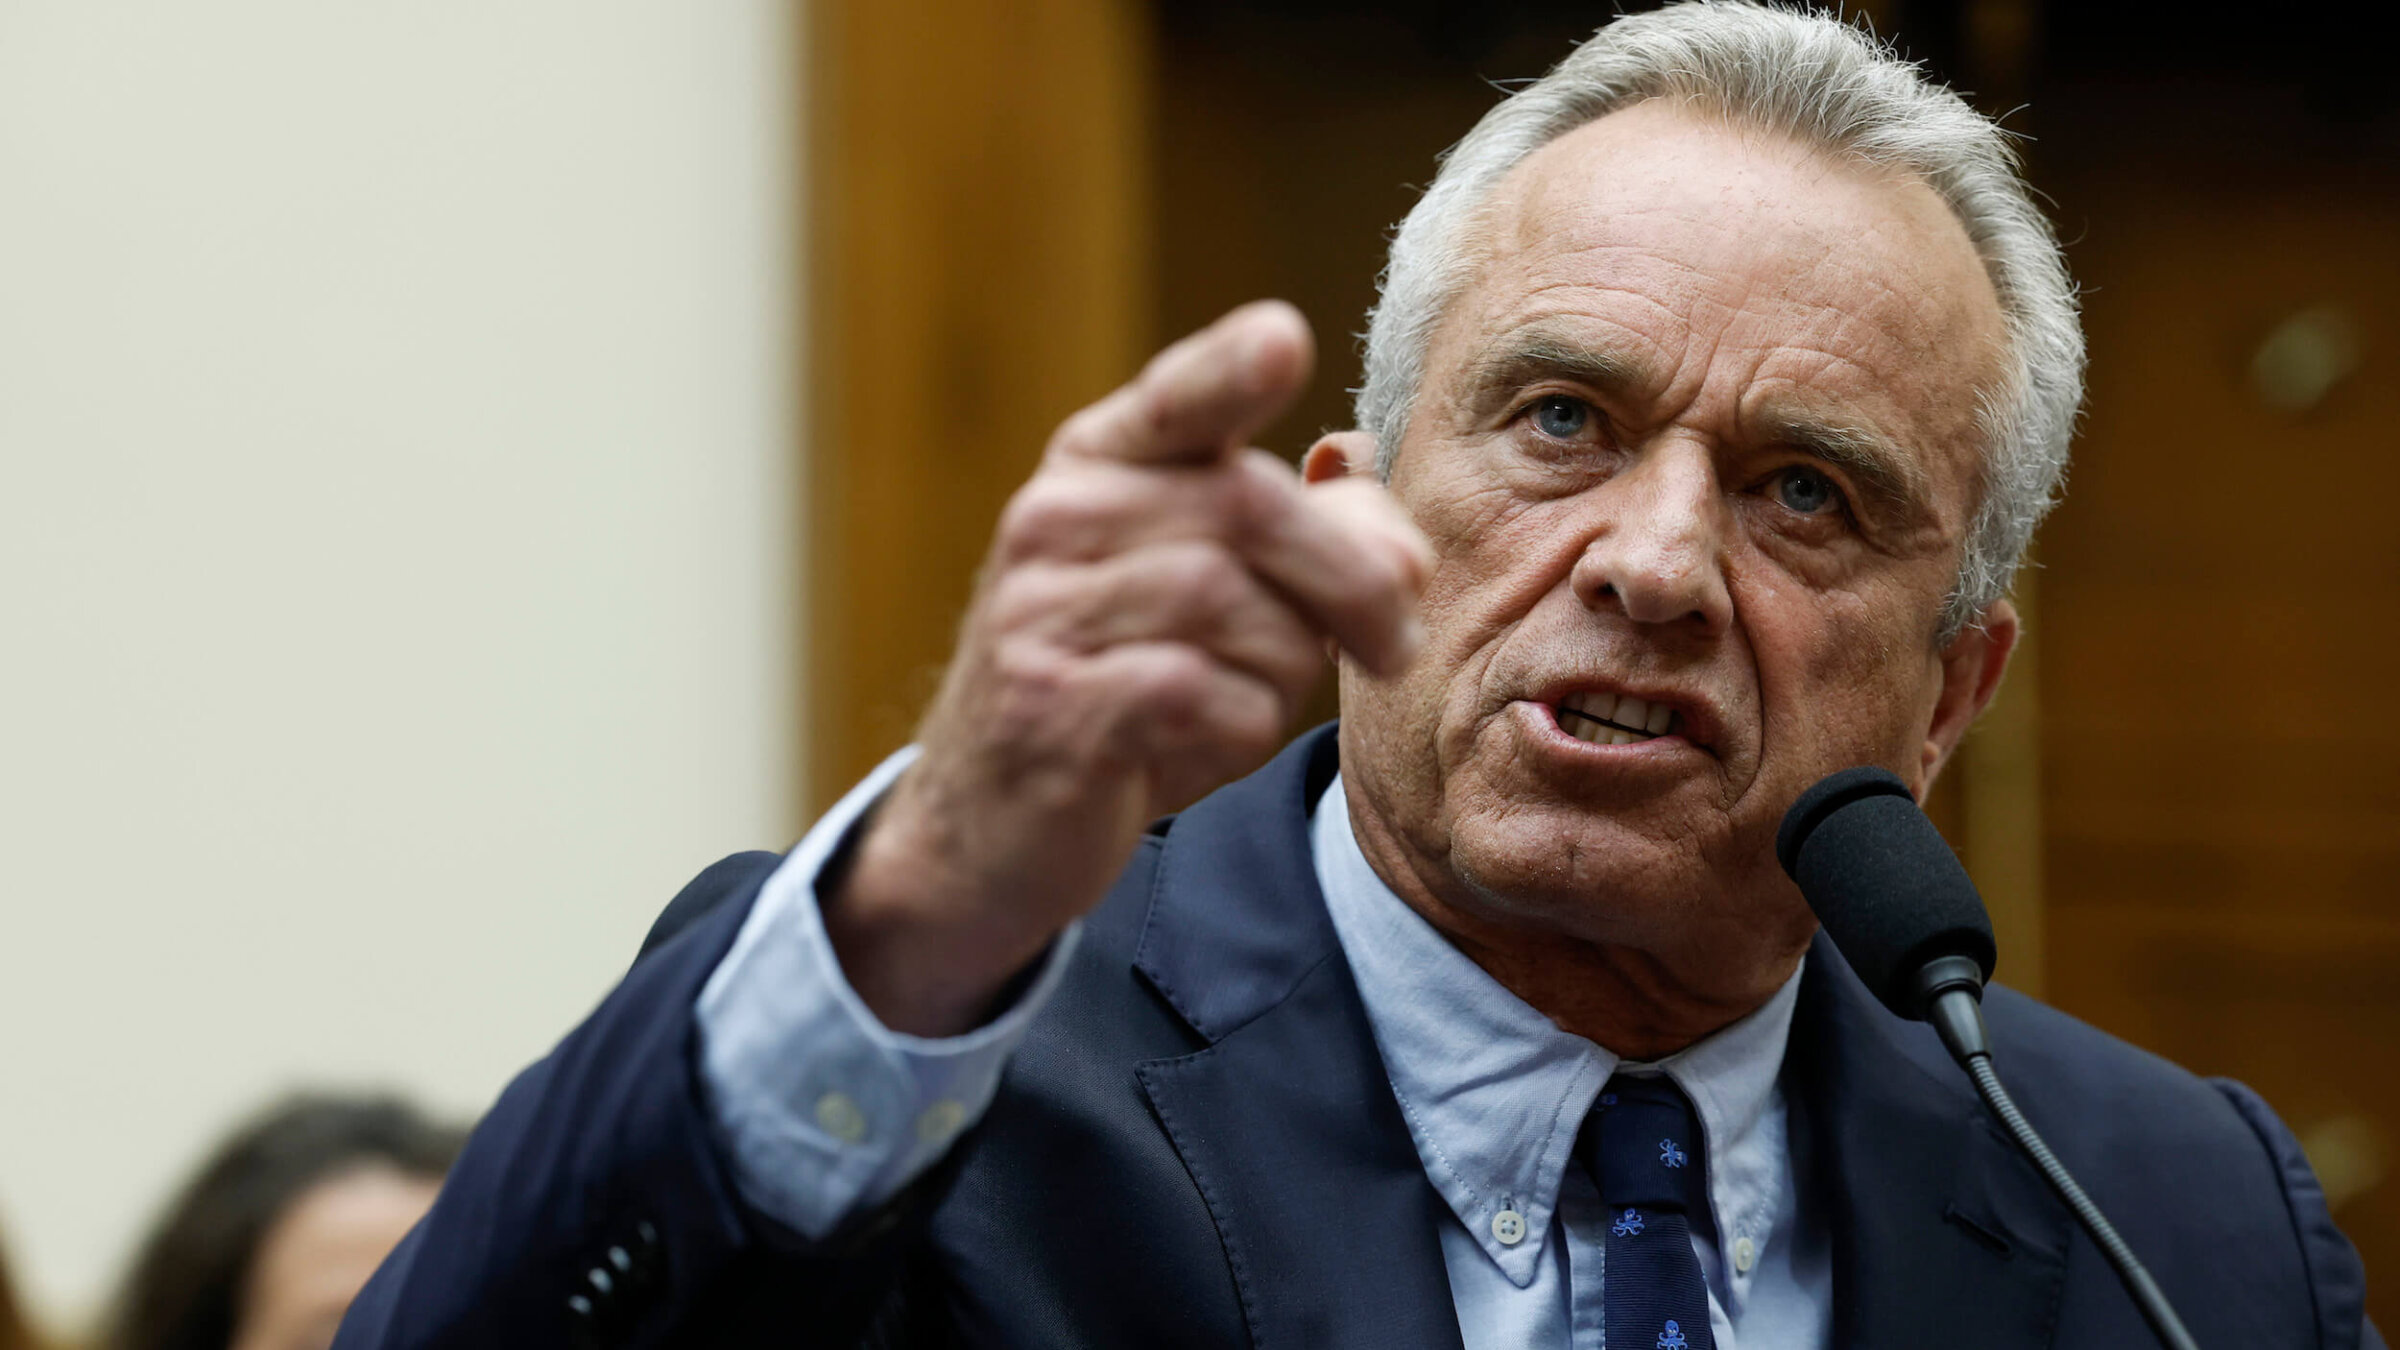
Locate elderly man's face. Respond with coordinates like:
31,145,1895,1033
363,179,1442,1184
1328,100,2014,960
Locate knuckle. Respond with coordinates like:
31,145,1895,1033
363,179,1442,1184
1176,545,1251,620
994,481,1060,549
1133,646,1215,710
981,563,1063,632
1119,653,1219,743
995,477,1102,561
980,643,1098,754
987,634,1072,706
1047,403,1116,461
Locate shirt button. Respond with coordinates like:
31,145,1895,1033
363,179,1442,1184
1491,1209,1527,1246
916,1099,967,1144
815,1091,868,1143
1733,1235,1757,1274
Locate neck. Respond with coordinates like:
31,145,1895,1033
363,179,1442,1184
1342,788,1812,1061
1410,885,1805,1059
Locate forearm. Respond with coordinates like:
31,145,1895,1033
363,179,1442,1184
336,759,1082,1348
698,747,1081,1237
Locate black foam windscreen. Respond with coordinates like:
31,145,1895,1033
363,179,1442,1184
1775,767,1997,1020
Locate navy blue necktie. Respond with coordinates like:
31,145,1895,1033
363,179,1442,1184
1582,1074,1716,1350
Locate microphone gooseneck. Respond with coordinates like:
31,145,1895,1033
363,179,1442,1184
1778,768,2202,1350
1958,1056,2196,1350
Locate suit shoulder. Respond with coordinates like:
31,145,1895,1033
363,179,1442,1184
1981,984,2253,1138
1979,989,2372,1342
1979,984,2300,1214
639,849,786,962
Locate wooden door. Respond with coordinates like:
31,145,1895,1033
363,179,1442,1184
803,0,1155,806
2036,86,2400,1325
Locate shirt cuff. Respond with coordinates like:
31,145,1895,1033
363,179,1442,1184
695,745,1083,1240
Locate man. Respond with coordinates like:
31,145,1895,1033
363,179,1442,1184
336,5,2377,1348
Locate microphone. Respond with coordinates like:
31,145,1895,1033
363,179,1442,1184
1777,767,2201,1350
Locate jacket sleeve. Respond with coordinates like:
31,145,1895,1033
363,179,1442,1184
336,747,1078,1349
331,849,847,1349
2211,1078,2381,1350
690,751,1079,1243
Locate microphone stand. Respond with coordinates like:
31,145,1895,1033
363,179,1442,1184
1916,955,2202,1350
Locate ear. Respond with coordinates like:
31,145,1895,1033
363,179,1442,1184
1919,597,2020,795
1302,431,1383,667
1302,430,1378,484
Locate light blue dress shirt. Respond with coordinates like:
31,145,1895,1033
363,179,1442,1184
1311,774,1830,1349
695,749,1831,1347
695,745,1085,1238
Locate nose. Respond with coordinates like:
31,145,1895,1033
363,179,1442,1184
1569,440,1733,634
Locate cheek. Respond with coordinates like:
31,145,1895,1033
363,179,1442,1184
1734,503,1865,590
1402,469,1567,661
1413,474,1582,627
1739,565,1924,767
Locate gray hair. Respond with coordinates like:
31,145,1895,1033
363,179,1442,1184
1355,0,2083,643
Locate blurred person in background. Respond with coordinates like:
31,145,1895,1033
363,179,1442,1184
104,1095,463,1350
2,1219,43,1350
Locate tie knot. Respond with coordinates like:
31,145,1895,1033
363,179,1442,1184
1583,1074,1707,1213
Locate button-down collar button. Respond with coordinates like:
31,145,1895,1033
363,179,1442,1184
916,1099,967,1144
1733,1235,1757,1274
1491,1209,1527,1245
815,1091,869,1143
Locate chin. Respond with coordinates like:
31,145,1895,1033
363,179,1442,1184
1446,794,1812,949
1445,810,1715,941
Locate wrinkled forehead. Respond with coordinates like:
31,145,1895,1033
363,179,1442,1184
1438,100,2010,461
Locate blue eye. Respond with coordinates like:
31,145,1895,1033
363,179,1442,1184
1530,396,1590,440
1773,466,1842,515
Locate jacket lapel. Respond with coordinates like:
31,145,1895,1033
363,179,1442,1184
1132,727,1465,1350
1791,935,2072,1349
1125,728,2074,1350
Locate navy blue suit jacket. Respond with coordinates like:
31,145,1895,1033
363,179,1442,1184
336,727,2379,1348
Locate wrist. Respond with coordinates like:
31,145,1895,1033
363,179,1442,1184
822,809,1061,1039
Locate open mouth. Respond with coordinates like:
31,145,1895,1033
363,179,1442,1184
1554,690,1681,746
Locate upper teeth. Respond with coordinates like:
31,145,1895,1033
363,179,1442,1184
1557,690,1678,745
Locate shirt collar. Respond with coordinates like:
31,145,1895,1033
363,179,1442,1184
1311,772,1803,1287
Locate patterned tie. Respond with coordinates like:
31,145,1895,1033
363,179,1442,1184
1582,1074,1717,1350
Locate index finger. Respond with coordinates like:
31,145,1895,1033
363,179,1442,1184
1047,300,1314,467
1226,451,1434,677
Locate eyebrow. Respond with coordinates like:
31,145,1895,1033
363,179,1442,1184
1455,329,1657,419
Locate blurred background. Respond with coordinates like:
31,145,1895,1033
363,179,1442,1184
2,0,2391,1341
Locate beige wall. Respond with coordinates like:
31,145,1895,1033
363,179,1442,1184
0,1,799,1330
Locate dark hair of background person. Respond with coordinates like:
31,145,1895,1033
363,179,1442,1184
2,1218,42,1350
102,1095,466,1350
